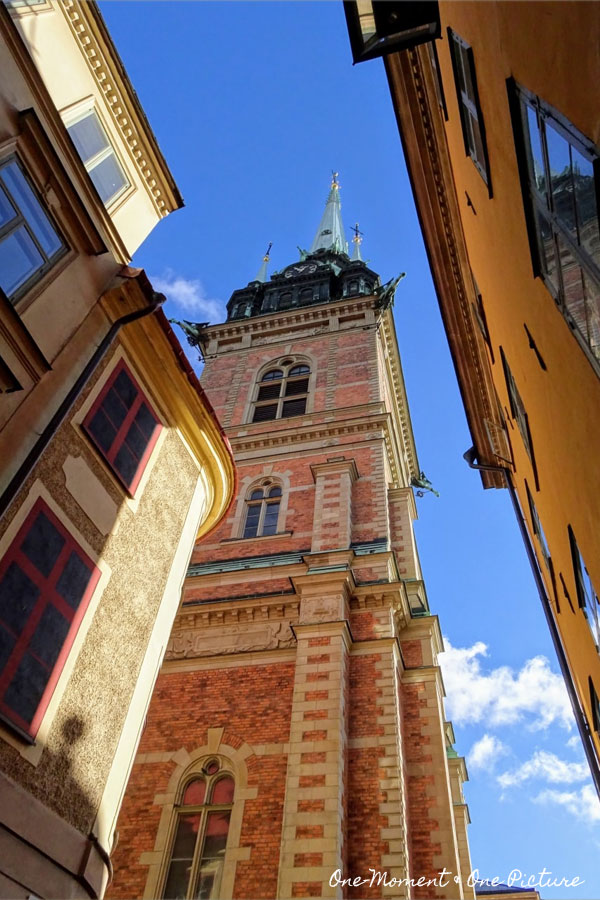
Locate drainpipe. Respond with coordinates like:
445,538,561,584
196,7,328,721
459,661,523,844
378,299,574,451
463,446,600,800
0,292,165,521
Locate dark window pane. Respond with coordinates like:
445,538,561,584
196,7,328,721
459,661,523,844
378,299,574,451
123,421,147,461
28,604,69,668
252,404,277,422
261,369,283,381
249,490,263,501
281,398,306,418
113,443,139,487
279,293,292,309
262,503,280,536
582,272,600,361
243,506,261,538
56,552,94,609
559,235,587,334
21,512,65,578
0,225,44,297
163,860,193,900
87,408,118,454
113,369,138,408
134,403,157,441
171,813,201,860
102,386,129,431
267,486,282,498
525,105,547,199
537,212,559,294
572,147,600,268
4,652,48,724
183,779,206,806
547,123,576,236
0,562,39,632
202,810,230,858
0,624,16,672
194,864,221,900
285,378,308,397
257,382,281,401
211,776,235,805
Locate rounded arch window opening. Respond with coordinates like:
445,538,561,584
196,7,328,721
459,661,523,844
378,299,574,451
162,762,235,900
243,482,282,538
252,360,311,423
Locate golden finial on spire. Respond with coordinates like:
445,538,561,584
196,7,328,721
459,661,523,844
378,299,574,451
352,222,363,245
331,170,340,189
263,241,272,262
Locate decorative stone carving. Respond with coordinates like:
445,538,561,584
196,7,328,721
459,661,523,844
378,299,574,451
166,621,295,660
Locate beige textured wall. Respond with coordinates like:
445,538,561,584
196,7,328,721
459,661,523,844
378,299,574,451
0,342,199,834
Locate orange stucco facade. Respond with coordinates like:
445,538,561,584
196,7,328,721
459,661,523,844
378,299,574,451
381,1,600,785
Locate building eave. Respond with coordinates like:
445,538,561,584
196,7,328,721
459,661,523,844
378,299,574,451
384,47,506,489
61,0,184,218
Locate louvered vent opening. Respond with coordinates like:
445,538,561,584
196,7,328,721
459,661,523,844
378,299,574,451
257,382,282,401
253,404,278,422
285,378,309,397
281,398,306,418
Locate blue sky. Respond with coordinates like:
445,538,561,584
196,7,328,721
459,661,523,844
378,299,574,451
101,2,600,895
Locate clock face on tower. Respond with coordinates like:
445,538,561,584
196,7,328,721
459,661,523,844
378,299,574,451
283,263,318,278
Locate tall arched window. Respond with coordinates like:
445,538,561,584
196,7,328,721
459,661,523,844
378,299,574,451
162,761,235,900
252,362,310,422
243,483,282,537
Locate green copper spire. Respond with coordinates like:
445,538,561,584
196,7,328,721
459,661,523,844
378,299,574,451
254,242,272,283
309,172,348,255
351,222,363,261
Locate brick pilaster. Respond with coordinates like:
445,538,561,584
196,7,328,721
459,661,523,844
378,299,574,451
277,621,350,899
310,459,359,552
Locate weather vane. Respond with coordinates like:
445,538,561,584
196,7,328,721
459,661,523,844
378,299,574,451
352,222,364,245
263,241,273,261
331,170,340,188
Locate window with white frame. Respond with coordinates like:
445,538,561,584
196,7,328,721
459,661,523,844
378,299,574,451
0,157,65,302
162,760,234,900
251,361,310,422
243,482,282,538
510,82,600,367
67,110,129,206
569,526,600,651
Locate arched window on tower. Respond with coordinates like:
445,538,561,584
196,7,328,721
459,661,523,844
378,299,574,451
243,483,282,537
252,363,310,422
162,761,235,900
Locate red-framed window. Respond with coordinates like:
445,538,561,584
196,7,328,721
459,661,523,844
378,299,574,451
0,499,101,739
83,360,162,494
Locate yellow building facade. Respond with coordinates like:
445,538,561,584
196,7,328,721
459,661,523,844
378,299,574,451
0,1,234,896
345,1,600,794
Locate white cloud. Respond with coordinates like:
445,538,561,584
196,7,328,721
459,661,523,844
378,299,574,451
440,639,573,731
151,269,224,321
534,784,600,824
497,750,589,788
468,734,509,772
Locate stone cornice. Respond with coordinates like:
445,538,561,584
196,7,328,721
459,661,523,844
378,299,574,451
202,295,375,344
60,0,183,218
380,308,419,483
384,49,505,489
228,410,402,488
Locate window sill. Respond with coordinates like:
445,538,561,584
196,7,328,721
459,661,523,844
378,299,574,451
222,531,293,546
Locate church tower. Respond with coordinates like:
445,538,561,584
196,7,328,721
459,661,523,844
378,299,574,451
109,177,474,900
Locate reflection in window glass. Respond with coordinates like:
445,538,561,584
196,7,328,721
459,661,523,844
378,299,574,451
0,159,64,301
517,87,600,365
67,111,129,205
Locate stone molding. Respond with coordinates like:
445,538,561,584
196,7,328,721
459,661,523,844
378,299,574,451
60,0,181,219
